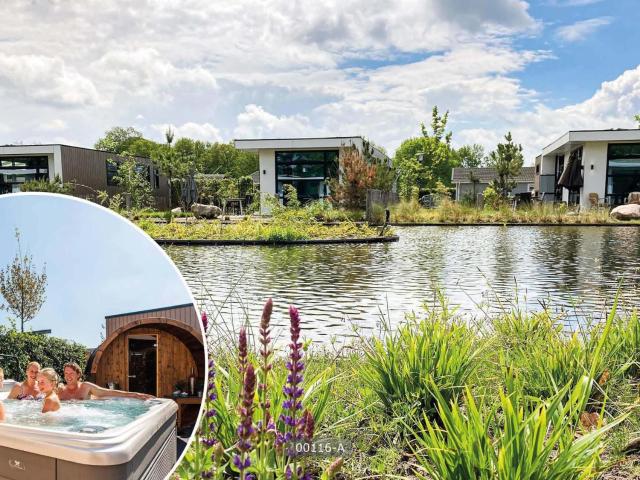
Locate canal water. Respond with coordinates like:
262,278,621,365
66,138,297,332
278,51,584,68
166,226,640,343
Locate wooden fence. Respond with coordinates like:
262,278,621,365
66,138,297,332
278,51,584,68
366,189,399,224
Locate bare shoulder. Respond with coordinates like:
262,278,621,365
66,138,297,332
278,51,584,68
7,383,21,399
43,396,61,413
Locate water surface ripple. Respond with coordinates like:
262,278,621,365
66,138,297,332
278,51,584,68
166,226,640,343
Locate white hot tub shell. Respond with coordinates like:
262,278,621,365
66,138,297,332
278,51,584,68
0,398,178,480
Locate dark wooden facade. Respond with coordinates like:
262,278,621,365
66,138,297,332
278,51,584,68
88,304,204,398
59,145,170,209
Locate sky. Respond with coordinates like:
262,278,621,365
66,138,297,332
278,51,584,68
0,194,194,347
0,0,638,163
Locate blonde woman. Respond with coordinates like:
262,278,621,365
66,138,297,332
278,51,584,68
8,361,43,400
37,368,61,413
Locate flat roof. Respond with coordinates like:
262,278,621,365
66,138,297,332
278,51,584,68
105,303,195,319
542,129,640,155
0,143,151,160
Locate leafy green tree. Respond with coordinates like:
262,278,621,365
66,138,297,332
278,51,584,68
635,114,640,127
393,106,457,199
0,230,47,332
200,142,258,178
455,144,485,168
95,127,145,154
108,156,154,210
486,132,524,198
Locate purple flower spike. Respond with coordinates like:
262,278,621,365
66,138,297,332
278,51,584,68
201,311,208,332
236,363,256,479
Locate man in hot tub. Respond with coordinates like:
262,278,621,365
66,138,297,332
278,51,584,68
57,362,153,401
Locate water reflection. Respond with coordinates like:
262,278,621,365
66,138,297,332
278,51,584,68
166,226,640,344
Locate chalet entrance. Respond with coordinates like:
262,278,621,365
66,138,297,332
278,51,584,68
128,335,158,396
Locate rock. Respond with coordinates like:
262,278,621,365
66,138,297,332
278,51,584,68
611,203,640,220
190,203,222,219
171,207,183,214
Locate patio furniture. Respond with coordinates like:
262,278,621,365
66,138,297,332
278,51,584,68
588,192,606,208
223,197,244,215
628,192,640,205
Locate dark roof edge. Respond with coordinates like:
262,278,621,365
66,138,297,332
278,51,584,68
542,128,640,151
105,303,196,319
234,136,364,142
0,143,151,160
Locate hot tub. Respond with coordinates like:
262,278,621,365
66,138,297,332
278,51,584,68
0,397,178,480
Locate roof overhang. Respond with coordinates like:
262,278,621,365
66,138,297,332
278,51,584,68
542,129,640,157
234,136,365,152
0,145,57,155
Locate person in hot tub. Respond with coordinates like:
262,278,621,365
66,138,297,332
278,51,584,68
37,368,61,413
57,362,153,401
8,361,43,400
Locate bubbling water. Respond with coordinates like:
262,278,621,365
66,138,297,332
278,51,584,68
2,398,152,433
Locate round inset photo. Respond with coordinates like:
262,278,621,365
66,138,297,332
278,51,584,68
0,193,205,480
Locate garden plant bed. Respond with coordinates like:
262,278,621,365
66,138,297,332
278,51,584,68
136,217,393,243
177,297,640,479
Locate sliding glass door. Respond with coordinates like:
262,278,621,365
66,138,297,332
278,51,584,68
606,144,640,205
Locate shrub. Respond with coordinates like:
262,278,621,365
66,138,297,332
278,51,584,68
0,326,87,380
362,305,483,424
482,185,502,210
19,175,75,194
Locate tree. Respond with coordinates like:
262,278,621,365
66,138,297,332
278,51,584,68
330,147,377,209
635,114,640,128
0,229,47,332
108,156,154,209
393,106,457,199
486,132,524,199
94,127,145,154
455,144,485,168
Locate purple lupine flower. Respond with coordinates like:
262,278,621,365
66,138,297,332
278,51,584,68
279,305,308,474
236,363,256,479
201,357,217,449
259,299,273,429
201,311,208,332
238,327,248,391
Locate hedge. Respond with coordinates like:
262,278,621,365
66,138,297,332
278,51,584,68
0,326,87,381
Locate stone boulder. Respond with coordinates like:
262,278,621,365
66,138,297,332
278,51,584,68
171,207,183,214
190,203,222,219
611,203,640,221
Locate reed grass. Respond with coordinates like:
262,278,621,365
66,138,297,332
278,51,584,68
390,198,636,225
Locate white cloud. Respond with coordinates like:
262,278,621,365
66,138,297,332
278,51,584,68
39,119,68,131
151,122,223,142
0,54,101,107
234,105,322,139
555,17,612,42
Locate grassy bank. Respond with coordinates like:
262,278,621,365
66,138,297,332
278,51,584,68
176,299,640,479
136,203,391,242
137,216,391,242
388,199,640,225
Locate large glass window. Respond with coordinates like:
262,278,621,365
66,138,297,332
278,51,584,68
606,143,640,205
0,156,48,193
275,150,338,203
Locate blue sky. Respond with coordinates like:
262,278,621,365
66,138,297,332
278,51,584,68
0,194,194,347
0,0,638,162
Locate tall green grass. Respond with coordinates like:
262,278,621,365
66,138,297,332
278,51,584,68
361,306,483,423
410,376,625,480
